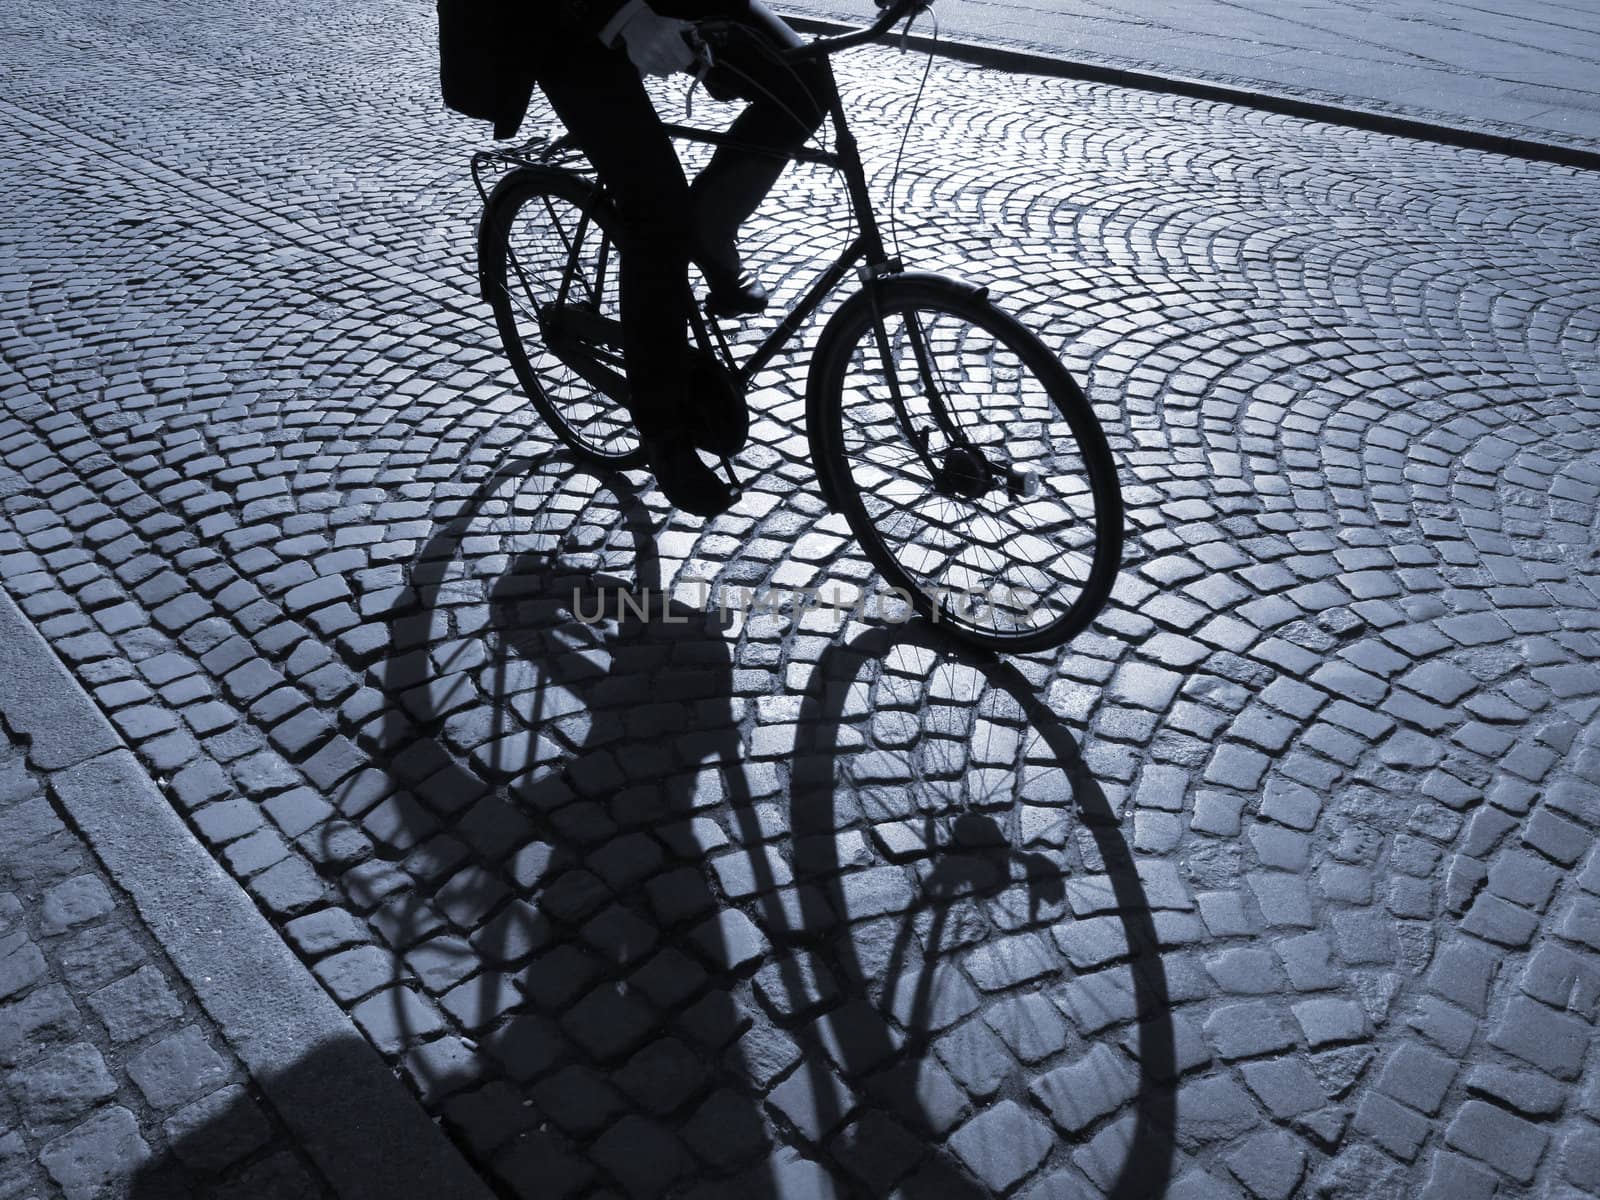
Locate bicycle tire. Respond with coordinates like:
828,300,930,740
808,273,1123,652
478,167,647,468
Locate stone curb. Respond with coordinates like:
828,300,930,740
780,12,1600,175
0,584,493,1200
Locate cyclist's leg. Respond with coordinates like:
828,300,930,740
535,45,735,514
673,2,831,279
702,0,830,167
535,48,693,443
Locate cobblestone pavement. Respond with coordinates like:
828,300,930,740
3,0,1600,1198
0,725,333,1199
791,0,1600,154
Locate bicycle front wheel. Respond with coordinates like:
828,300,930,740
809,275,1123,652
478,167,645,468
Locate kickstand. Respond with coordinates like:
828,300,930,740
718,454,742,494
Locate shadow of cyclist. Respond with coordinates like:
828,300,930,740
201,430,1175,1198
342,447,1046,1197
344,454,797,1197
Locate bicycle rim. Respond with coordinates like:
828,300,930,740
819,289,1122,651
482,172,643,467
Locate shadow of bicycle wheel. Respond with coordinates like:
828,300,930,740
761,623,1177,1198
349,452,782,1195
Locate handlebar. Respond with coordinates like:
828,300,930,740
783,0,931,62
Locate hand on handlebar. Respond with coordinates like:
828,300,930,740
784,0,931,61
616,4,697,77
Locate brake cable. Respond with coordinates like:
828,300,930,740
886,5,940,266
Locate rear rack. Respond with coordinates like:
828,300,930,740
469,132,593,203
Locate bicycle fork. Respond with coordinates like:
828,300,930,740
861,278,1040,504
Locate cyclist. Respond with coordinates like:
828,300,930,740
444,0,827,515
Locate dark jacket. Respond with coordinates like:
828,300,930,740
438,0,630,139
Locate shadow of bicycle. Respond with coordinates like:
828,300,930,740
132,448,1176,1199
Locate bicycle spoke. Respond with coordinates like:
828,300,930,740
497,273,543,327
828,294,1117,645
486,175,640,464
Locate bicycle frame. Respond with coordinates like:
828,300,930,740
472,38,900,390
661,48,963,482
472,0,986,496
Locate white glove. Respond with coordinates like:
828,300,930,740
611,3,695,77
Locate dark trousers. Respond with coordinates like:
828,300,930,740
535,2,827,437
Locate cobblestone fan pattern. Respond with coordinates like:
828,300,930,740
2,0,1600,1198
0,728,333,1198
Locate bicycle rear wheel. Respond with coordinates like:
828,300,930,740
809,274,1122,652
478,167,645,468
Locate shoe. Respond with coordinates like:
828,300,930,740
693,225,768,317
642,426,736,517
702,263,769,317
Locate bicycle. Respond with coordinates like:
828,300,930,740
471,0,1123,652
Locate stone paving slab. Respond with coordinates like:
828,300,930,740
2,1,1600,1199
786,0,1600,159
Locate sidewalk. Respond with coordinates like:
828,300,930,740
0,587,490,1200
0,717,332,1198
787,0,1600,159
